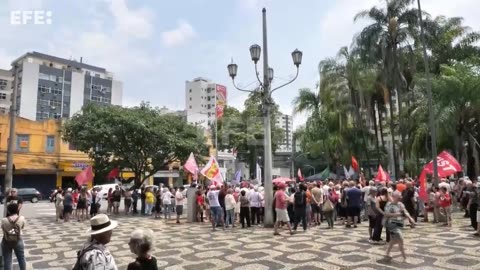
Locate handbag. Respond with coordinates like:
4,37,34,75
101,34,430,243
322,199,334,212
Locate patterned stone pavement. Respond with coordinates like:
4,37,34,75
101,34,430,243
19,212,480,270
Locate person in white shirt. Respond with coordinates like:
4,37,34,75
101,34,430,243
207,185,223,231
175,187,185,224
161,188,173,220
225,189,236,228
249,187,262,226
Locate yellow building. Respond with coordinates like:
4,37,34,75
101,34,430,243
0,115,91,196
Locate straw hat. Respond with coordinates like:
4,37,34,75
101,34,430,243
86,214,118,235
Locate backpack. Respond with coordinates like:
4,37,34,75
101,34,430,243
294,191,305,207
3,216,21,248
72,244,103,270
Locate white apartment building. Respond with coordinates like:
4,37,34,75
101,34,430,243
185,77,226,129
0,69,13,115
10,52,122,121
276,113,293,152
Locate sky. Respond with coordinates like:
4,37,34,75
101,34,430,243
1,0,479,128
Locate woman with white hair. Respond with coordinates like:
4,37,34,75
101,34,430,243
127,229,158,270
384,191,415,262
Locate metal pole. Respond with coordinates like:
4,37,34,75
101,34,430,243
417,0,438,186
214,86,219,161
261,8,274,227
4,65,18,217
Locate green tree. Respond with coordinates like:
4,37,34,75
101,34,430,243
216,92,284,177
63,103,207,186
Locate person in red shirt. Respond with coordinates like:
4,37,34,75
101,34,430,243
196,190,205,222
274,183,293,236
439,186,452,227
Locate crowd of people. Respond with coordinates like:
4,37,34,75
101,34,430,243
1,174,479,269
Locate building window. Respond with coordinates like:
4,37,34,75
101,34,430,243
16,134,29,152
38,85,51,94
52,87,62,95
189,106,192,109
0,93,6,100
46,135,55,152
0,79,7,90
189,89,192,93
189,97,192,101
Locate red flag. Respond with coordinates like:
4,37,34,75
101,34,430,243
351,156,359,171
75,166,93,186
418,170,428,201
375,165,390,182
418,151,462,201
107,167,120,180
297,168,304,181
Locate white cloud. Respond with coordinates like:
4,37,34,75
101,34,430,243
161,20,196,48
108,0,154,39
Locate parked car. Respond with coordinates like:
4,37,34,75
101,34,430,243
17,188,42,203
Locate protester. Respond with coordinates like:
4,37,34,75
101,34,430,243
77,187,88,222
89,188,101,217
467,182,479,230
323,186,338,229
161,188,173,220
311,182,324,226
208,185,224,231
273,183,294,236
402,181,417,222
154,189,162,219
372,187,391,244
196,190,205,222
112,186,122,215
107,188,113,215
55,189,64,222
384,191,415,262
145,187,155,216
64,188,74,222
225,188,236,228
132,189,139,215
175,187,186,224
124,189,132,215
439,186,452,227
127,229,158,270
346,181,362,228
366,187,378,241
5,188,23,214
73,214,118,270
293,184,307,231
249,187,262,226
2,203,26,270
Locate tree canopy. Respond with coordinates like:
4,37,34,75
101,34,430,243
62,102,208,186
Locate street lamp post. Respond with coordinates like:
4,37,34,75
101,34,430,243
417,0,438,186
4,65,18,217
227,8,302,226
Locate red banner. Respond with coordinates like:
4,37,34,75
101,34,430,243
215,84,227,119
375,165,390,182
418,151,462,201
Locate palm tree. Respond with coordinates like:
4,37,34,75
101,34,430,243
292,87,321,117
355,0,419,177
421,16,480,74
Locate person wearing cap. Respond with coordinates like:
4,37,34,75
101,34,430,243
73,214,118,270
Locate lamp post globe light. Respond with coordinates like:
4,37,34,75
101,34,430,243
227,8,302,227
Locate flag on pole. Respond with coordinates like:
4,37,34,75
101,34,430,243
297,168,304,181
184,152,199,180
232,170,242,185
375,165,390,182
351,156,359,171
75,166,94,186
418,151,462,201
106,167,119,180
343,166,350,179
200,156,223,185
348,166,355,179
256,163,262,184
